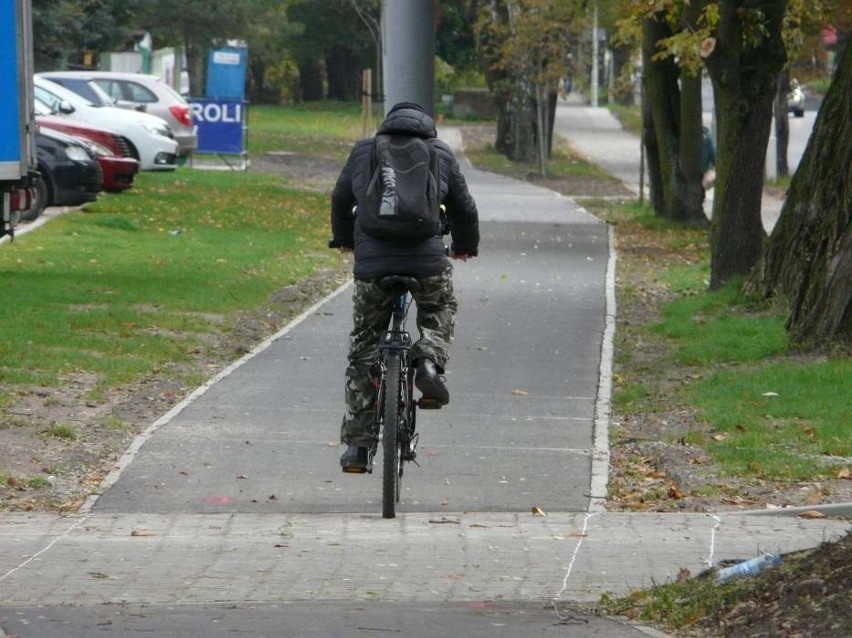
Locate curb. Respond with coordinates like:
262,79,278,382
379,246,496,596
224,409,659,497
738,501,852,518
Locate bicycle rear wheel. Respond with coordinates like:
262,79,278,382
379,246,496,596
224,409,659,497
382,352,402,518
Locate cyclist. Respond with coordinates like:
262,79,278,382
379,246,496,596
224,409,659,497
330,101,480,473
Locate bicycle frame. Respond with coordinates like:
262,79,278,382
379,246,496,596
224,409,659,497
371,278,421,518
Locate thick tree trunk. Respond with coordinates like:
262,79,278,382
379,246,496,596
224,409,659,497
703,0,787,289
745,43,852,347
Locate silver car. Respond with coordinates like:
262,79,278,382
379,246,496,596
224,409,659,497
38,71,198,158
34,76,179,171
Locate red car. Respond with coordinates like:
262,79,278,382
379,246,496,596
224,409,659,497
35,105,139,192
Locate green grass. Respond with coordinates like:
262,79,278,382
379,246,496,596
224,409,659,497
465,136,614,179
607,103,642,135
690,359,851,479
585,199,849,483
0,168,339,395
652,281,788,365
248,101,366,157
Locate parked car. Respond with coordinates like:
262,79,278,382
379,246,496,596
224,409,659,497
35,100,139,192
39,71,198,158
787,79,805,118
33,76,179,171
23,128,102,222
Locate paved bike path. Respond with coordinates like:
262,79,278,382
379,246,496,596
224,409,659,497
2,123,848,637
89,136,606,515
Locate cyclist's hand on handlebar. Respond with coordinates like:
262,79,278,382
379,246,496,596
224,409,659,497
449,249,471,261
328,239,353,254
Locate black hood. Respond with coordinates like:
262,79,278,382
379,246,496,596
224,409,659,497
377,102,437,139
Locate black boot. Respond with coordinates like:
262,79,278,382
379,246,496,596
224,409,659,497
340,445,369,473
415,358,449,406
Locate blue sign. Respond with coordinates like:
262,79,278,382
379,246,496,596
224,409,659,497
188,98,245,154
206,46,248,99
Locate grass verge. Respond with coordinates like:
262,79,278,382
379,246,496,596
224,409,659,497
1,169,340,395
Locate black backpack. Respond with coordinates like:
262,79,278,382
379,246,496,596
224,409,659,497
358,133,441,242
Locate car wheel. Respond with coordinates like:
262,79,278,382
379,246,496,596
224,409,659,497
20,174,50,222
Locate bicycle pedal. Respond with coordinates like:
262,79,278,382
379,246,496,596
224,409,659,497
418,398,443,410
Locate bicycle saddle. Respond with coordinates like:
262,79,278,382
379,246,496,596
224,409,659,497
378,275,421,294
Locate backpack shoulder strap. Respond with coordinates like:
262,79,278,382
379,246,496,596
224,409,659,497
374,133,393,166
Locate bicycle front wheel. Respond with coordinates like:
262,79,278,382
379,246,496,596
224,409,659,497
382,351,402,518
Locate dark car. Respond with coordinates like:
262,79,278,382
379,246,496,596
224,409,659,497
36,101,140,193
23,128,102,222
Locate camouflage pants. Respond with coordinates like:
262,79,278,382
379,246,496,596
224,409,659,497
340,267,458,446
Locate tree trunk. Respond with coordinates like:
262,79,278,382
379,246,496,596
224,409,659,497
774,71,790,178
299,58,324,102
673,72,707,224
745,43,852,347
509,87,537,163
672,0,708,225
703,0,787,289
642,15,680,217
326,46,359,101
642,83,665,213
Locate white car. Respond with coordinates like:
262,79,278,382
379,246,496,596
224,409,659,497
33,76,179,171
38,71,198,158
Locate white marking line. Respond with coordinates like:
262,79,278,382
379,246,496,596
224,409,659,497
429,443,592,454
589,222,616,513
707,514,722,567
552,511,599,611
0,516,89,584
78,280,354,514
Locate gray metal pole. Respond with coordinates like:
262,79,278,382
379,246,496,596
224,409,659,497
381,0,436,117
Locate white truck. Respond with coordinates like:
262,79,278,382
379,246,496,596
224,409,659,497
0,0,37,238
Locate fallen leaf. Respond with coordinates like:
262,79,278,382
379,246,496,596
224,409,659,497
88,572,109,579
676,567,691,584
722,496,759,505
798,510,826,519
710,433,727,442
236,474,248,479
668,485,685,500
838,468,850,480
531,505,547,516
131,529,158,537
511,389,528,396
429,517,460,525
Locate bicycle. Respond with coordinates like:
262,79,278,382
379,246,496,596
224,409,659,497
329,242,442,518
373,275,423,518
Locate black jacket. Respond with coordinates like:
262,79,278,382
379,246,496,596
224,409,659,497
330,105,480,279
